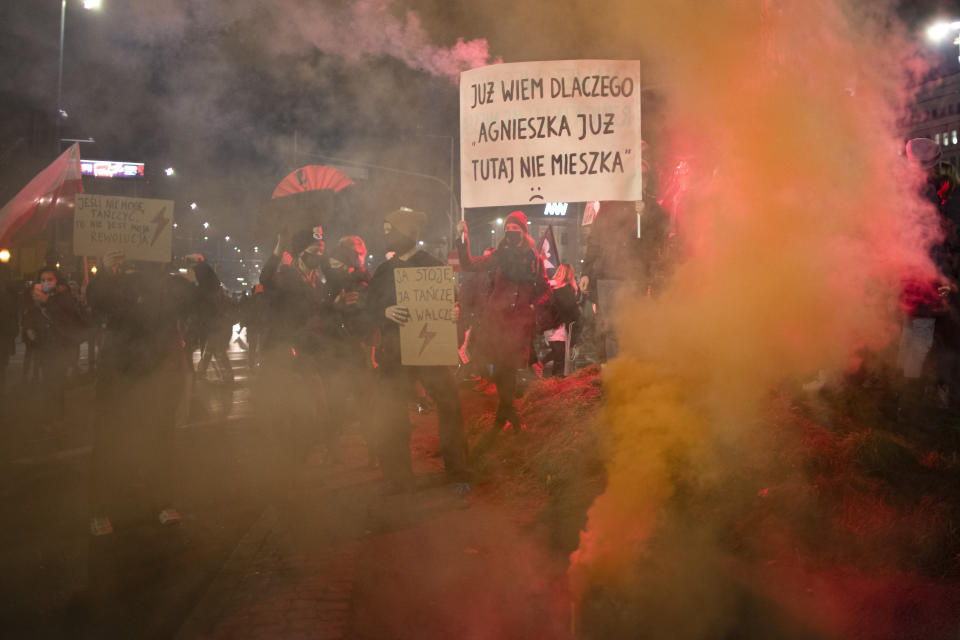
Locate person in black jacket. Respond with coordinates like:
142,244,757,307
23,266,84,426
190,257,236,385
457,211,549,430
315,236,374,463
86,253,194,535
368,208,468,492
256,225,332,459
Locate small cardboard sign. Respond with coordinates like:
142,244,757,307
73,194,174,262
394,266,458,366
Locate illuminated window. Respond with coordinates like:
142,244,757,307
936,133,941,144
944,132,951,145
952,130,957,145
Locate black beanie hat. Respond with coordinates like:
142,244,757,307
291,225,322,255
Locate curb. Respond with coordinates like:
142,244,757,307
174,505,281,640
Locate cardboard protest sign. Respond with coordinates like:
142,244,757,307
394,266,458,366
73,194,174,262
460,59,642,208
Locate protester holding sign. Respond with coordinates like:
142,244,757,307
368,208,469,493
456,211,549,431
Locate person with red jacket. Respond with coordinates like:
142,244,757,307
457,211,549,430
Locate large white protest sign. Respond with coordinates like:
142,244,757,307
73,194,174,262
460,60,642,208
394,266,458,366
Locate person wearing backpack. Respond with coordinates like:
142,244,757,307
541,264,581,378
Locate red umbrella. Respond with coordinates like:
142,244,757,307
258,165,358,239
272,165,355,199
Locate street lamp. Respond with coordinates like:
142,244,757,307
165,167,176,177
927,20,960,62
57,0,101,152
0,249,10,263
190,202,198,210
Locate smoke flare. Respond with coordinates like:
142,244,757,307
570,0,939,634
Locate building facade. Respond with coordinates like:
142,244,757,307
906,70,960,167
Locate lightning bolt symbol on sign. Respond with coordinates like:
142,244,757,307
418,322,437,357
149,206,170,247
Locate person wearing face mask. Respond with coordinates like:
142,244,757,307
313,236,373,462
259,224,330,355
258,225,332,460
24,266,84,427
456,211,550,431
368,208,469,493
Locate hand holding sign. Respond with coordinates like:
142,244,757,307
393,266,457,366
385,304,410,325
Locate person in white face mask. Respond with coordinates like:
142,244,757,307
23,266,84,427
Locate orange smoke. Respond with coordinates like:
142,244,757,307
570,0,939,623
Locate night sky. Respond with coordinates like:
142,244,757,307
0,0,958,242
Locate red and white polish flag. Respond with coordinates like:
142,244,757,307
0,143,83,248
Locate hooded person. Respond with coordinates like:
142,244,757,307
367,208,469,492
260,225,327,352
456,211,549,431
322,237,370,307
308,236,376,464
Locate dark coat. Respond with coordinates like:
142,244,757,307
583,199,667,301
260,253,328,353
86,270,193,379
24,288,84,354
457,234,549,368
319,265,372,363
551,283,581,325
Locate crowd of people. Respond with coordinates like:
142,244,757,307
0,204,613,537
5,134,959,539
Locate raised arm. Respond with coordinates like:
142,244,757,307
455,220,497,273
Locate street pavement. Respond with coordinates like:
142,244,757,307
1,335,572,639
0,337,271,639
